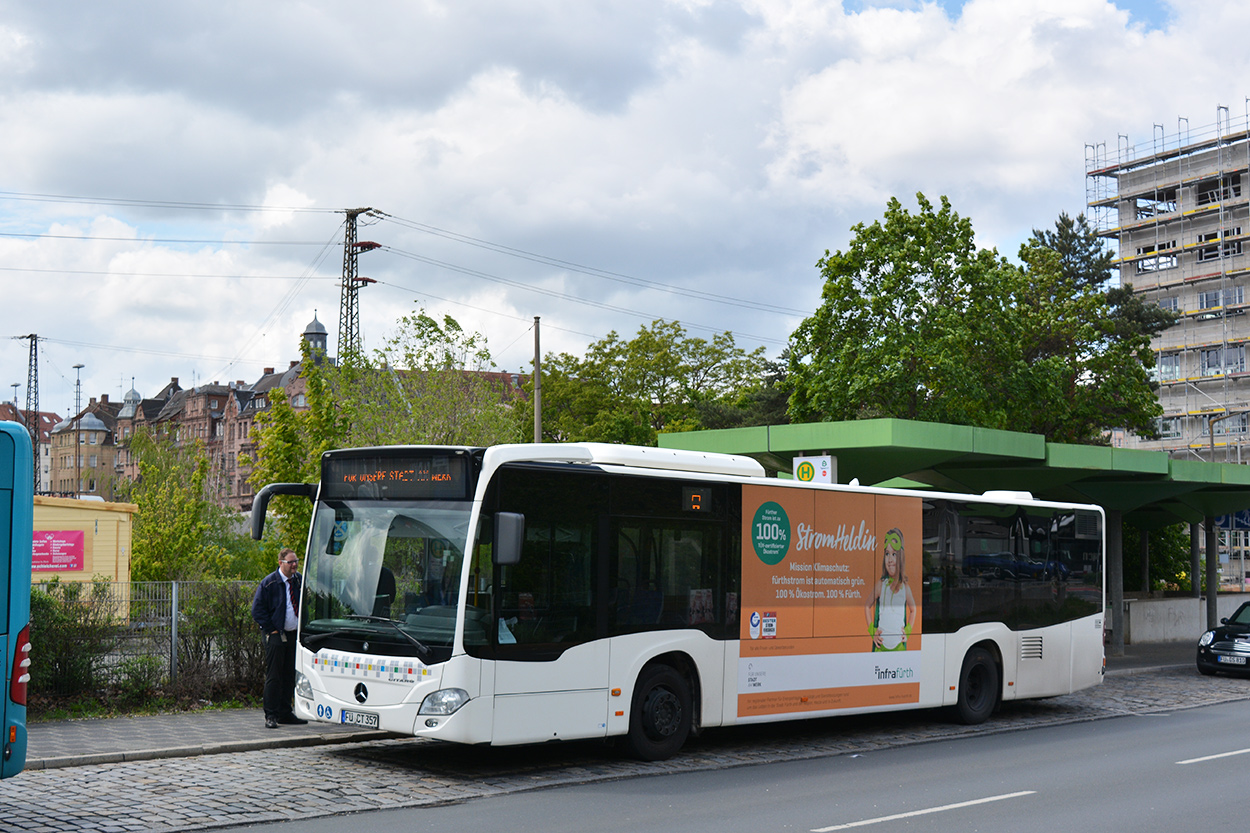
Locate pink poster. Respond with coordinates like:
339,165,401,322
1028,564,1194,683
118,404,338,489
33,531,85,572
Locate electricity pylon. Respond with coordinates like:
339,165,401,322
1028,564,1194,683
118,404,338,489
337,208,380,365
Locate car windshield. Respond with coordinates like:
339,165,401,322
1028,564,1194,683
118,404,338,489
1229,604,1250,627
302,499,477,661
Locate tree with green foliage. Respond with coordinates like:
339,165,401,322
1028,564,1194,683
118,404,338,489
342,308,522,447
247,309,522,553
528,349,654,445
789,194,1014,427
245,384,325,557
241,332,347,557
692,352,792,430
521,320,768,444
997,244,1163,442
788,194,1163,444
120,430,265,580
1029,212,1178,346
1123,523,1193,592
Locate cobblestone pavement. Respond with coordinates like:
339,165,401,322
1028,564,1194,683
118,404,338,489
4,666,1249,833
24,708,381,770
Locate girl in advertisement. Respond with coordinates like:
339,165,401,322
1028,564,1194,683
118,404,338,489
867,527,917,651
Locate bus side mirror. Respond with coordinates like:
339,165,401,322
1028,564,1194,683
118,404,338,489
494,512,525,566
251,482,317,540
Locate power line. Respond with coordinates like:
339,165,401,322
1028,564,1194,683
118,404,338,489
0,188,803,316
0,265,339,281
205,222,347,382
0,189,339,214
0,193,793,371
368,278,600,340
375,210,809,316
20,336,245,364
379,247,787,346
1,189,803,321
0,231,323,245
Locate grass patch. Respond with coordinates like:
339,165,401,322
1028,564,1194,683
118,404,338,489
29,691,262,723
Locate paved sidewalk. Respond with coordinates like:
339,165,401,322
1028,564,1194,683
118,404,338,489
24,641,1197,771
1104,640,1195,674
25,707,391,770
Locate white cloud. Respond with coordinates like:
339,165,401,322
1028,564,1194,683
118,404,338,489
1,0,1248,415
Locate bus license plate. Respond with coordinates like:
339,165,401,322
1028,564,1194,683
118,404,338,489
341,709,380,728
1218,655,1247,665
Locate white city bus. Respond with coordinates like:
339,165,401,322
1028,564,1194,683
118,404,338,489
251,442,1105,761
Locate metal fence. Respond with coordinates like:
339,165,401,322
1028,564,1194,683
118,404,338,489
29,579,266,705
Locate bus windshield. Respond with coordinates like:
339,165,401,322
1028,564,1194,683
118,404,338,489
302,499,479,662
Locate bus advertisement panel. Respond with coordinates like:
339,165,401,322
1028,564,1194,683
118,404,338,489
739,484,922,718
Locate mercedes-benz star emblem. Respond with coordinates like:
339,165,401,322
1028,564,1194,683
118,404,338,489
362,641,369,652
354,683,369,704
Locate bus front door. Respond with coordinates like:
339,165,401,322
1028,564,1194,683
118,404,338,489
489,641,610,745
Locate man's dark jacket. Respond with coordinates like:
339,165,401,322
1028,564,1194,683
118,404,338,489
252,569,301,633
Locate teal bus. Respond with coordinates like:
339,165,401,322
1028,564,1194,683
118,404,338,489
0,421,32,777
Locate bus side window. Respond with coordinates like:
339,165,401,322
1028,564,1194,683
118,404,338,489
492,467,601,653
609,521,724,635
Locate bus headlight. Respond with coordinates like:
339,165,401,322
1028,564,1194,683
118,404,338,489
1199,631,1215,647
295,672,313,700
419,688,469,715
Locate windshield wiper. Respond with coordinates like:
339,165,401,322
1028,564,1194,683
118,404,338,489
302,625,375,650
345,614,433,661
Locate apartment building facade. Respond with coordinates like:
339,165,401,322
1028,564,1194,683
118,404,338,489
43,311,529,513
49,395,122,498
52,317,318,510
1087,111,1250,462
0,403,61,491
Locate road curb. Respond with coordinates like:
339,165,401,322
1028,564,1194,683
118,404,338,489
24,730,396,770
1105,662,1191,678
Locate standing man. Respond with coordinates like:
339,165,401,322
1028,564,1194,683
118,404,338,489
252,548,309,729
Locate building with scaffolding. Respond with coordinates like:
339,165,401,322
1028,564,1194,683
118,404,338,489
1087,106,1250,464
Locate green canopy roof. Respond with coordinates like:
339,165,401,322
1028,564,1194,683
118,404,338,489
659,418,1250,526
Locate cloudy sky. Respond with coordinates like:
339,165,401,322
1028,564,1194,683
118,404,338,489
0,0,1241,419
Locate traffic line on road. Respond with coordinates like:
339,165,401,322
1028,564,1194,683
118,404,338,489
1177,747,1250,765
810,791,1036,831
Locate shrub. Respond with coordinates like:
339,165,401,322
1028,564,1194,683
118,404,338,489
29,577,122,699
174,581,265,699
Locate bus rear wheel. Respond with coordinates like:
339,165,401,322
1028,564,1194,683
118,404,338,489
625,664,692,761
955,647,998,724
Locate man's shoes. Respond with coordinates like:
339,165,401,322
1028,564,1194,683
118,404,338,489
265,716,279,729
277,714,308,725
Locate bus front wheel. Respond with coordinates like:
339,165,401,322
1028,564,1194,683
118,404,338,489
625,664,692,761
955,647,998,724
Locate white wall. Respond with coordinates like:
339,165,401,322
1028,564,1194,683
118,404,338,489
1123,595,1249,643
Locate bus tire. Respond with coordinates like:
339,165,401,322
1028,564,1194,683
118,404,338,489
625,664,692,761
955,647,998,725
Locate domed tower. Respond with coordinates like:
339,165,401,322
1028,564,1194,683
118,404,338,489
303,312,329,363
118,383,142,420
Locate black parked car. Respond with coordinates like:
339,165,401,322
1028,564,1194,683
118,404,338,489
1197,602,1250,676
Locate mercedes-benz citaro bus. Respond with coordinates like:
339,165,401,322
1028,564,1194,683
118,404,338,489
0,420,33,778
251,443,1105,761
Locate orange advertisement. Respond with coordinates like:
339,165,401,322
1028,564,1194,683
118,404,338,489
738,483,923,718
740,485,813,640
808,490,878,643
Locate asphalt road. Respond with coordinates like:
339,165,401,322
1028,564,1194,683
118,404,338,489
4,663,1247,833
211,697,1250,833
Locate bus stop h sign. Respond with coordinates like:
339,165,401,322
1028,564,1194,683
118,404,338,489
792,455,834,485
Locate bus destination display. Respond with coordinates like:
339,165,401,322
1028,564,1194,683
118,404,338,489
323,454,469,499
